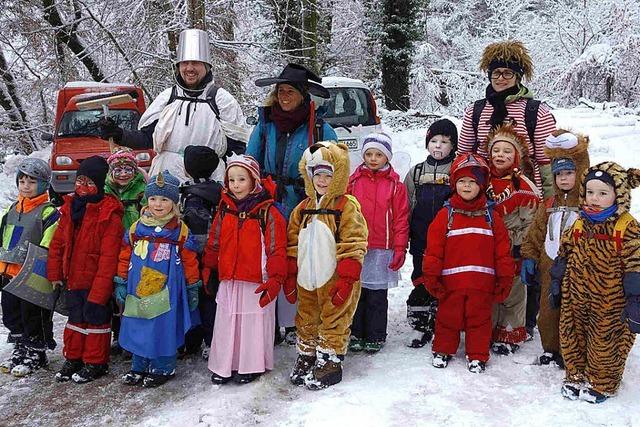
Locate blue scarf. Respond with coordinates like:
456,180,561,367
581,204,617,223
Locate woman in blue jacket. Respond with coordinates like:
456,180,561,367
246,63,336,344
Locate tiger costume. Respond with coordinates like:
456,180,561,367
521,130,589,363
554,161,640,402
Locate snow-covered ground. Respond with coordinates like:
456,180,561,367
0,106,639,426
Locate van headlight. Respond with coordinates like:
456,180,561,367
55,156,73,166
135,152,151,162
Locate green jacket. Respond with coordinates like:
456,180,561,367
105,172,147,230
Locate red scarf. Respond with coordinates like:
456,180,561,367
269,102,309,133
449,193,489,212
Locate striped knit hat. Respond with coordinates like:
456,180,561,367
225,153,262,193
362,132,393,161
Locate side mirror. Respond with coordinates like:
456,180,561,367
41,132,53,142
246,116,258,126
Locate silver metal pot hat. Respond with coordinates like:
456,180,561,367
176,29,212,67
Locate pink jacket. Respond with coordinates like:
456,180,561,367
348,164,410,252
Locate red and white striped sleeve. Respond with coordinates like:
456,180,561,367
457,105,477,155
533,104,556,165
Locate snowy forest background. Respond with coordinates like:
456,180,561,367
1,0,640,154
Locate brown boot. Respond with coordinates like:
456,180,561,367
290,354,316,386
304,352,343,390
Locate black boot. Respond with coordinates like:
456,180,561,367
122,370,145,386
234,372,262,384
55,359,84,382
304,352,343,390
290,354,316,386
12,347,48,377
211,372,232,385
71,363,109,384
0,343,26,374
142,372,174,388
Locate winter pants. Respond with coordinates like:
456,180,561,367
538,275,561,353
1,283,54,349
351,288,388,342
132,353,177,376
492,276,527,345
64,290,111,364
433,289,494,362
296,280,361,357
183,289,217,351
525,283,541,334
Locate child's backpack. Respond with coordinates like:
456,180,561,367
570,212,634,254
297,195,353,243
444,200,496,231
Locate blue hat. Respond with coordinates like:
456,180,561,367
145,170,180,203
551,157,576,175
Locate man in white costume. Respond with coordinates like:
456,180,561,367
100,29,246,182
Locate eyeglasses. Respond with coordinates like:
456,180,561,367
490,70,515,80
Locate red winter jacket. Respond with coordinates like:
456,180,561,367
423,194,514,294
348,164,410,252
202,191,287,285
47,194,124,305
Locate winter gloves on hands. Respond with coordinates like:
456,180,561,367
520,258,539,287
622,272,640,334
114,276,127,306
283,257,298,304
98,118,123,144
255,278,281,308
202,268,219,297
330,258,362,307
494,277,513,303
388,250,406,272
549,256,567,310
424,277,446,300
186,281,202,311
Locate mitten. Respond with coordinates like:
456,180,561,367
255,278,281,308
83,301,110,325
622,272,640,333
494,277,513,303
520,258,539,287
186,280,202,311
388,250,406,271
329,258,362,306
114,276,128,305
424,277,446,299
98,117,124,143
283,257,298,304
202,268,219,297
549,256,567,309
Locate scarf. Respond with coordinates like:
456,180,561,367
232,189,270,214
139,205,179,228
449,192,489,212
269,101,310,134
581,204,617,224
485,84,533,130
71,193,104,225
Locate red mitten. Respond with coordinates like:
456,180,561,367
329,258,362,307
425,277,446,299
388,250,406,271
283,257,298,304
201,268,211,285
255,278,281,308
412,276,425,287
494,276,514,303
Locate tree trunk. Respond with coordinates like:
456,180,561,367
302,0,319,73
188,0,206,30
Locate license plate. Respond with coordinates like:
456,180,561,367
341,138,359,150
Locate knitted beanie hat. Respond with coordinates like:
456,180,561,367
311,163,334,177
145,170,180,203
184,145,220,181
225,153,262,193
77,156,109,193
107,149,138,170
551,158,576,175
362,132,393,161
425,119,458,151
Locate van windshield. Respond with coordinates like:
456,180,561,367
321,87,377,127
57,110,140,138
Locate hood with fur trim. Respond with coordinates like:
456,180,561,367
544,129,590,206
484,124,535,179
299,141,350,206
580,162,640,217
480,40,533,81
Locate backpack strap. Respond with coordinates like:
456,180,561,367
413,162,425,188
129,220,190,251
572,212,634,254
219,203,271,235
445,200,494,230
166,84,220,119
300,195,349,243
471,99,486,153
524,99,541,147
313,117,324,144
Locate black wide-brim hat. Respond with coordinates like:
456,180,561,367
255,63,330,98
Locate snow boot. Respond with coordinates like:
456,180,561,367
364,341,385,353
304,352,342,390
348,337,365,352
122,370,145,386
432,353,452,368
142,372,174,388
234,372,262,384
55,359,84,382
201,345,210,361
290,354,316,386
71,363,109,384
467,359,486,374
491,342,519,356
0,344,26,374
561,382,583,400
11,348,48,377
274,327,285,345
407,330,432,348
579,387,609,404
211,372,232,385
284,327,297,346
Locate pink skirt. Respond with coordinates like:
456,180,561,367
208,279,276,377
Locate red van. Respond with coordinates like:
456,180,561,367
46,82,155,193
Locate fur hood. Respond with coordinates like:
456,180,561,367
480,40,533,81
544,129,590,206
580,162,640,217
299,141,350,207
484,124,535,180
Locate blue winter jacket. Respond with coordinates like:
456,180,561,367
247,106,337,219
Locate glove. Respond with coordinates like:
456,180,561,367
186,280,202,311
549,256,567,310
83,301,110,325
51,280,65,290
494,277,513,303
388,250,406,271
424,277,446,299
283,257,298,304
255,278,281,308
98,117,123,143
520,258,539,287
621,295,640,334
329,258,362,307
202,268,219,297
113,276,127,305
